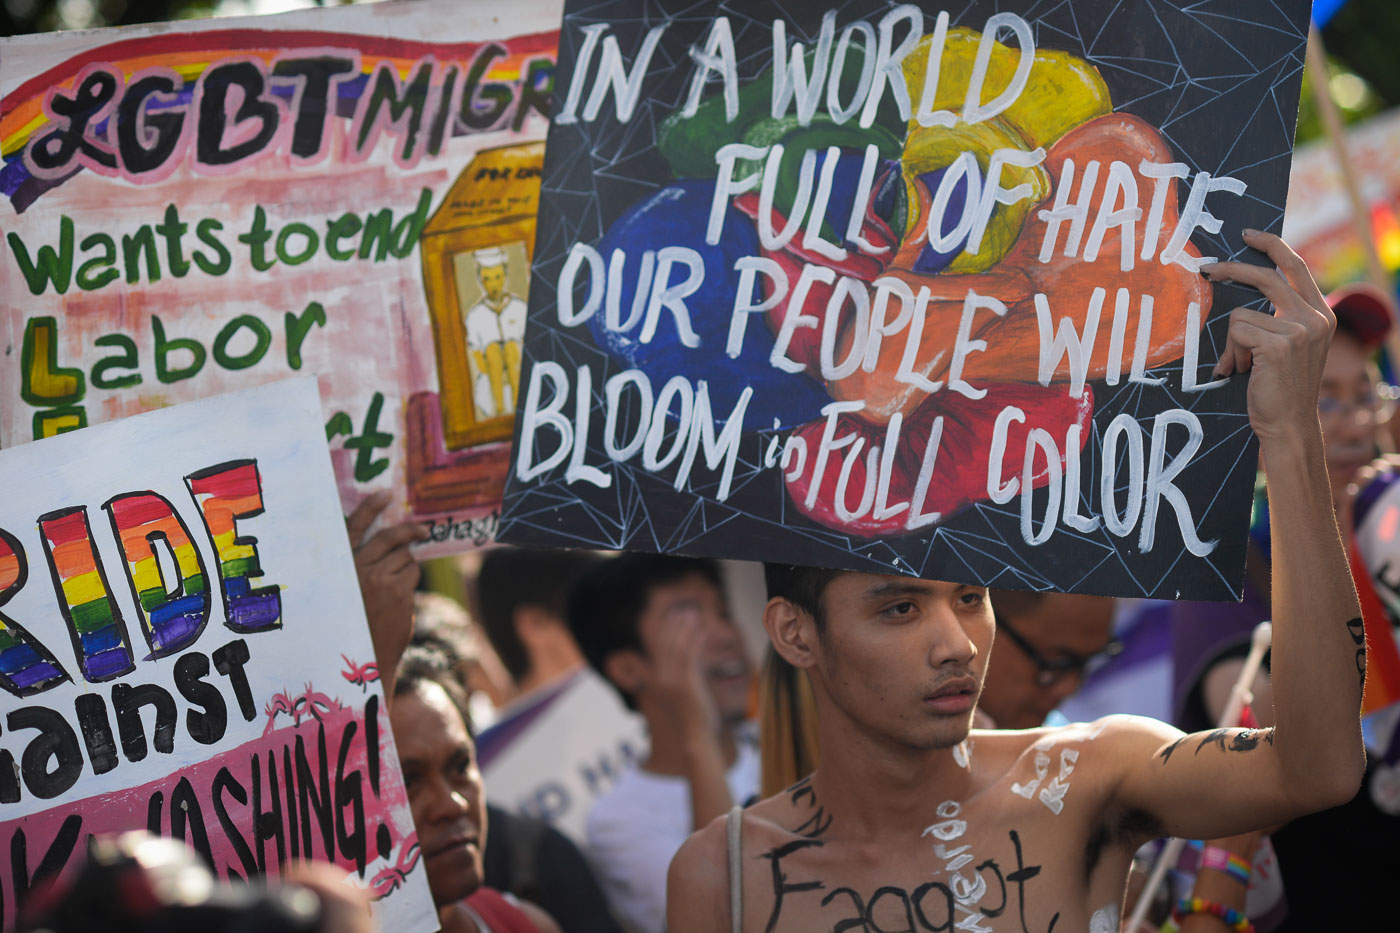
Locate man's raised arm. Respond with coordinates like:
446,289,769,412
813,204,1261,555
1114,230,1365,839
1212,230,1366,803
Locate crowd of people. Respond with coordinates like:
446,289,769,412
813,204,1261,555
16,237,1400,931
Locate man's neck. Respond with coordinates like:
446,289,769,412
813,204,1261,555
808,716,975,837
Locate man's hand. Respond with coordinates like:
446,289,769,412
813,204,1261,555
346,491,430,699
1207,229,1335,445
647,604,736,832
648,604,722,741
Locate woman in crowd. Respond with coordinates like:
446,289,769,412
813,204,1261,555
392,644,562,933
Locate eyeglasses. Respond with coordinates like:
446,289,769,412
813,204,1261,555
1318,387,1395,426
993,611,1123,688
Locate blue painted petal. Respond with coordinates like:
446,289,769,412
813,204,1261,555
591,180,829,428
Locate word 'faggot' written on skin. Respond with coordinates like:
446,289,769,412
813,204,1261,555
515,9,1239,554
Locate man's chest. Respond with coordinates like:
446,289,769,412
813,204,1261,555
741,822,1089,933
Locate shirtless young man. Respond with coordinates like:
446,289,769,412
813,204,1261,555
667,232,1368,932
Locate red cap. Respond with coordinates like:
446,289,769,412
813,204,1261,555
1328,282,1396,348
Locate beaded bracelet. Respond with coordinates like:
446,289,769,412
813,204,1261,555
1199,845,1252,884
1172,896,1255,933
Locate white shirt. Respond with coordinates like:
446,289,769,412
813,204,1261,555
585,733,760,933
465,295,527,351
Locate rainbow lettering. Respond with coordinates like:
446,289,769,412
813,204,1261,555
185,460,281,633
38,507,134,681
0,528,69,697
104,491,211,657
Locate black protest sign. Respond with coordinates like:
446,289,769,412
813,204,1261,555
499,0,1311,598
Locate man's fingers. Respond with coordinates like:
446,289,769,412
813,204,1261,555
1214,308,1289,376
373,544,419,578
387,560,421,592
1202,259,1306,318
345,490,392,547
356,521,430,566
1241,229,1328,314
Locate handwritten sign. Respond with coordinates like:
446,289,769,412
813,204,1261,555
0,378,435,930
498,0,1312,599
0,0,561,556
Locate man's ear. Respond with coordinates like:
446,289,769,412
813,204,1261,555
764,597,819,670
603,649,647,695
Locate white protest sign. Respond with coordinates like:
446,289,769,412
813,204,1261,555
0,377,435,930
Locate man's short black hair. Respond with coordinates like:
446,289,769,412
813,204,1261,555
567,553,724,711
396,643,474,736
764,563,844,630
477,547,603,682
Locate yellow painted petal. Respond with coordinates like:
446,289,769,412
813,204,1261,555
901,29,1110,147
900,119,1050,272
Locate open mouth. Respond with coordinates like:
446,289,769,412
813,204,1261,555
709,659,748,681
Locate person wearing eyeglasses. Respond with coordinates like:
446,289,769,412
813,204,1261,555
977,592,1119,730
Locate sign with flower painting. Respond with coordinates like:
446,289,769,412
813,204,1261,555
498,0,1311,599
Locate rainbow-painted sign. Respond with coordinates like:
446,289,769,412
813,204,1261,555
0,377,435,930
1,0,562,556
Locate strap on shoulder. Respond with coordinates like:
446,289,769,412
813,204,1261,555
726,804,744,931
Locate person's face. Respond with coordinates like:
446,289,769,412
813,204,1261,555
979,594,1116,730
806,574,994,750
1320,332,1383,491
637,573,752,721
479,264,507,302
391,683,486,907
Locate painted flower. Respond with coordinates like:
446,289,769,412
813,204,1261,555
628,25,1211,536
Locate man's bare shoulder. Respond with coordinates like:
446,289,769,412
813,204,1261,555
972,714,1182,757
667,813,731,931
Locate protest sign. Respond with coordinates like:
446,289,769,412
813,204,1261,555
0,0,560,556
0,378,435,930
476,667,647,845
499,0,1314,599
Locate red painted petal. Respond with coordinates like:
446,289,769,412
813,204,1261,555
784,383,1094,537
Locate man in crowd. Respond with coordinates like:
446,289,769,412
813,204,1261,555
472,547,647,844
668,231,1367,931
465,245,527,421
570,554,757,933
980,590,1118,729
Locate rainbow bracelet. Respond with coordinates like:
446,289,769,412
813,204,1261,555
1172,896,1255,933
1199,845,1252,885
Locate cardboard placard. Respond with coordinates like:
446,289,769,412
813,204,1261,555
1,0,561,557
500,0,1313,599
0,377,435,928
